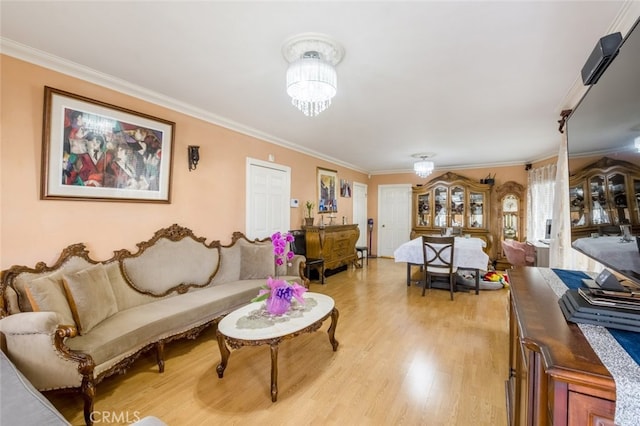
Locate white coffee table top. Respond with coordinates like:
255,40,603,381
218,292,335,341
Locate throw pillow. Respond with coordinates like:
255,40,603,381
24,273,76,327
240,243,275,280
62,263,118,335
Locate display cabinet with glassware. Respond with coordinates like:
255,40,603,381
411,172,493,252
569,157,640,240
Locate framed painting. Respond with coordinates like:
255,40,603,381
41,86,175,203
340,179,352,198
317,167,338,213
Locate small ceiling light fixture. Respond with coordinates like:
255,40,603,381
412,153,435,178
282,33,344,117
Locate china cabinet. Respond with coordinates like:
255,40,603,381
569,157,640,239
411,172,492,252
492,181,525,269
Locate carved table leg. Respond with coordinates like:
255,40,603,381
216,330,230,378
270,343,279,402
328,307,340,351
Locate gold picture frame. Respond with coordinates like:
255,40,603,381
41,86,175,203
317,167,338,213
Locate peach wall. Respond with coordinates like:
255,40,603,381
1,54,544,269
367,165,529,255
0,56,368,267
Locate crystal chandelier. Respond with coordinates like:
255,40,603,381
412,154,435,178
282,34,344,117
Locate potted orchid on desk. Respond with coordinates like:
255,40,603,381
252,231,306,315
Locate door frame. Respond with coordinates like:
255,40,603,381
377,184,412,257
352,181,368,247
246,157,291,239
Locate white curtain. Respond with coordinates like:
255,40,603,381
527,163,556,241
551,133,605,272
549,134,571,268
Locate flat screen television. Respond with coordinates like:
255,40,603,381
566,17,640,283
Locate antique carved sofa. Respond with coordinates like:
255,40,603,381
0,224,307,425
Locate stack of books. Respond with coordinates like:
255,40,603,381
559,283,640,332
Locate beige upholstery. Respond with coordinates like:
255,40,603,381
12,256,93,312
240,243,275,279
62,264,118,335
122,238,220,295
24,273,76,327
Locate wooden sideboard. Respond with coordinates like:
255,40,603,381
507,267,616,426
304,224,359,272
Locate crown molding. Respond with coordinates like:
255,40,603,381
0,37,367,175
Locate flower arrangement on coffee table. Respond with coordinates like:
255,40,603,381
251,231,307,315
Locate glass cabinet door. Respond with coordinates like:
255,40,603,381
434,186,448,228
590,176,610,224
569,183,586,227
502,194,518,239
607,173,629,224
450,186,465,227
469,192,485,228
417,193,430,226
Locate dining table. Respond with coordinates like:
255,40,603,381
393,236,490,294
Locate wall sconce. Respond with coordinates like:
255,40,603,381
188,146,200,171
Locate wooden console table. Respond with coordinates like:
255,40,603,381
507,267,616,426
304,224,359,272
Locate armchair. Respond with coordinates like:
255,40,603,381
501,239,535,267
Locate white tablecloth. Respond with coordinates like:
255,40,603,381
572,236,640,273
393,236,489,271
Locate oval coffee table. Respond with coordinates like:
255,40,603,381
216,292,339,401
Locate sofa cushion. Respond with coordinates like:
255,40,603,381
211,243,241,285
12,256,93,312
65,280,265,367
240,243,275,279
62,264,118,335
24,273,76,327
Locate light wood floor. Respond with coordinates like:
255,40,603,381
47,258,510,425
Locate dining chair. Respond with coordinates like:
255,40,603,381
421,236,457,300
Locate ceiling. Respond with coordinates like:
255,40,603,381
0,1,631,174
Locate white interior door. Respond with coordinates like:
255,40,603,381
246,158,291,239
377,184,412,257
353,182,367,247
